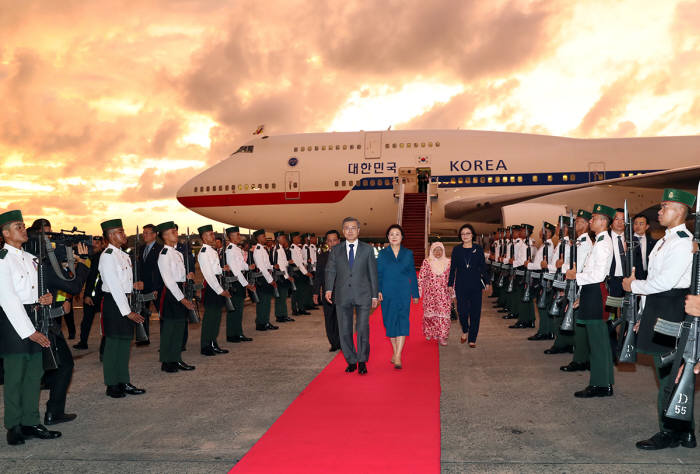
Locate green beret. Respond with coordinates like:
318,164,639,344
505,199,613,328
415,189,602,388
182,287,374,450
301,233,310,239
0,210,23,227
592,204,616,219
225,226,239,234
100,219,122,232
274,231,285,238
521,224,534,232
577,209,592,220
156,221,177,233
662,188,696,208
544,222,555,233
511,224,521,230
290,231,300,238
252,229,266,238
198,224,213,235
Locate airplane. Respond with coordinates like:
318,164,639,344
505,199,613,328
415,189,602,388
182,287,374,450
176,130,700,238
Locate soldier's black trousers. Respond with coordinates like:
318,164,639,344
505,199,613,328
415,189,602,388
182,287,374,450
42,333,74,415
79,302,98,345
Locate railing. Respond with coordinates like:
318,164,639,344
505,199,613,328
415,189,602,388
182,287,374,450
396,181,405,225
424,184,431,255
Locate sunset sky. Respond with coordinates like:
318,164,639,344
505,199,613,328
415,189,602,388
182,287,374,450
1,0,698,234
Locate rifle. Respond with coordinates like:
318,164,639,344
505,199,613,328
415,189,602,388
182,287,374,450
521,226,534,303
183,228,202,323
615,200,640,362
548,215,567,317
35,227,64,370
245,247,262,302
561,211,579,332
537,221,551,310
130,226,151,342
272,243,297,292
506,227,516,294
655,182,700,422
218,228,235,312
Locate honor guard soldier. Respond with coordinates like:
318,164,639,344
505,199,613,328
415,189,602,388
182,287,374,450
197,224,230,356
299,233,315,311
623,189,696,450
528,222,554,340
0,210,60,445
308,233,319,309
272,231,294,323
98,219,147,398
510,224,535,329
565,204,615,398
545,216,572,343
157,221,196,373
289,232,311,315
224,227,253,342
252,229,278,331
553,210,593,359
497,227,513,316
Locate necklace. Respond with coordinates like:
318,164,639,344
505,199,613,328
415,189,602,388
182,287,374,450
464,247,475,269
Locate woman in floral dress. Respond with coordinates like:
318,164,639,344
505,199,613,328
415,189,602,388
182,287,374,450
418,242,452,346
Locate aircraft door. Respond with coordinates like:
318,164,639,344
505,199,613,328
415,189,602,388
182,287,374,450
588,162,606,182
285,171,300,200
364,132,382,159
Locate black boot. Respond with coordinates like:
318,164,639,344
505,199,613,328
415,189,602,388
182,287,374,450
7,426,25,445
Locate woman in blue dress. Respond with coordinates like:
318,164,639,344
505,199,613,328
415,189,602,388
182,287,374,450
448,223,492,347
377,224,420,369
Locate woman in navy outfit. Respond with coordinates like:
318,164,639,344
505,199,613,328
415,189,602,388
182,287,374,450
377,224,420,369
448,223,491,347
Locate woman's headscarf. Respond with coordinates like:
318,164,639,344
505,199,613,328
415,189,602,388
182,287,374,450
428,242,449,275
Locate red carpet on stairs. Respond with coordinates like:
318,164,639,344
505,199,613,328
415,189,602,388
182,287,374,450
230,302,441,473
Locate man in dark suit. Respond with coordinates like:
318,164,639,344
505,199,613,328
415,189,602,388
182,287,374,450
313,230,341,352
632,214,656,280
73,236,105,350
136,224,163,346
324,217,378,375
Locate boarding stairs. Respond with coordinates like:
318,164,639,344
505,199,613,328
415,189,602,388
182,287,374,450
397,187,430,269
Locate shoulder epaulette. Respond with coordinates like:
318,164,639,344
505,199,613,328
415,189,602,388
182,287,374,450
201,246,206,253
256,244,261,249
105,248,113,254
161,248,168,255
597,235,604,242
0,248,7,259
227,244,233,250
677,231,689,238
580,236,587,241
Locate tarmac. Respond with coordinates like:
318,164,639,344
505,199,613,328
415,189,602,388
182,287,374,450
0,299,699,473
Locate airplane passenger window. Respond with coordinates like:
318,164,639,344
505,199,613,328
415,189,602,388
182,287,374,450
350,145,354,150
532,176,538,183
458,177,464,184
336,145,340,150
272,183,276,189
517,176,523,183
370,179,376,186
464,177,471,183
341,180,346,186
399,143,404,148
479,177,485,183
225,185,229,191
428,142,433,147
315,146,319,151
343,145,347,150
570,174,576,181
406,143,411,148
357,144,361,149
349,180,353,186
495,176,501,183
218,185,222,191
421,142,426,147
414,143,418,148
244,184,249,190
307,145,312,151
206,186,210,191
294,147,298,152
510,176,515,183
547,175,553,182
385,144,390,149
392,143,397,148
435,141,440,147
258,183,262,189
193,187,197,192
322,146,326,150
563,175,568,182
334,181,339,187
265,183,269,189
487,177,493,183
450,178,456,184
301,146,305,152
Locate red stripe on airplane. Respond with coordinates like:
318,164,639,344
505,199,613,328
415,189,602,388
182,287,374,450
177,190,351,208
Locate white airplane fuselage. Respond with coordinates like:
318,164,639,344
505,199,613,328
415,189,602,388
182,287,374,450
176,130,700,236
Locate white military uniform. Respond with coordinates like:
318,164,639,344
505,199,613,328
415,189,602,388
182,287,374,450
290,243,309,275
198,244,224,295
0,244,39,338
512,238,527,268
225,242,249,286
275,245,290,279
253,243,274,284
99,243,133,316
576,232,613,286
308,243,318,270
158,244,186,301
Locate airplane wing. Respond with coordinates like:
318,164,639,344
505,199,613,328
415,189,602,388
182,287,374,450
444,165,700,222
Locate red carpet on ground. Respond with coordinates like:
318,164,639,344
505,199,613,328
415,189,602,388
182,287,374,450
230,302,441,473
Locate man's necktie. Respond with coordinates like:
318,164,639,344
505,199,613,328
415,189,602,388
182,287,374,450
143,244,151,260
348,243,355,270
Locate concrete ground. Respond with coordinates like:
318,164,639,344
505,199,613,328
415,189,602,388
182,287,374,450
0,299,698,473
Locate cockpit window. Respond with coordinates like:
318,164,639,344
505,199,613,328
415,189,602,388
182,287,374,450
233,145,255,154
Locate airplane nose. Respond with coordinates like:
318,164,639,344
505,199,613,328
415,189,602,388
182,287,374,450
176,175,195,206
